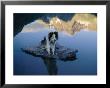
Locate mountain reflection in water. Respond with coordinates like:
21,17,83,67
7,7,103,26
21,13,97,36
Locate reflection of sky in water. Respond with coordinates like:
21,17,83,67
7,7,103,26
14,29,97,75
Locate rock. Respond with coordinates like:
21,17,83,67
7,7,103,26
21,43,78,61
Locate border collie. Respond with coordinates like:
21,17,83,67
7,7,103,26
41,32,58,55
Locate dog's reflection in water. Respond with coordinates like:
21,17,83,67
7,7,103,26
43,57,57,75
21,48,57,75
21,48,78,75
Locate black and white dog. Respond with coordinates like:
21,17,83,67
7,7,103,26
41,32,58,55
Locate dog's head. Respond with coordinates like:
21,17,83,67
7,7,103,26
48,32,58,43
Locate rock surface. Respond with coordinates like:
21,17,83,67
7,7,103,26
21,43,78,61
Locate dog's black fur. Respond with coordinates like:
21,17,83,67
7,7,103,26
48,32,58,41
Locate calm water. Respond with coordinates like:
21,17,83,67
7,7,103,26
14,29,97,75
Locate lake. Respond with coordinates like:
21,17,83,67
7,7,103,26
14,29,97,75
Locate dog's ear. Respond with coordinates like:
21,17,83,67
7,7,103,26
41,37,46,44
44,37,46,41
48,32,53,41
54,32,58,40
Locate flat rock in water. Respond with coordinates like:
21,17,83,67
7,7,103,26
21,43,78,61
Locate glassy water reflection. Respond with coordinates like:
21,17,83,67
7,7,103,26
14,29,97,75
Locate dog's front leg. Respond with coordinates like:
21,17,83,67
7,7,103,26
52,45,55,55
46,43,50,55
46,39,51,55
47,47,50,55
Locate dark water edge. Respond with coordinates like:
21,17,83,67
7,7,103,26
14,30,97,75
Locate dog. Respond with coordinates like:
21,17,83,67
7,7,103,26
41,32,58,55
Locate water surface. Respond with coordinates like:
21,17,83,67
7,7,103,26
14,29,97,75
